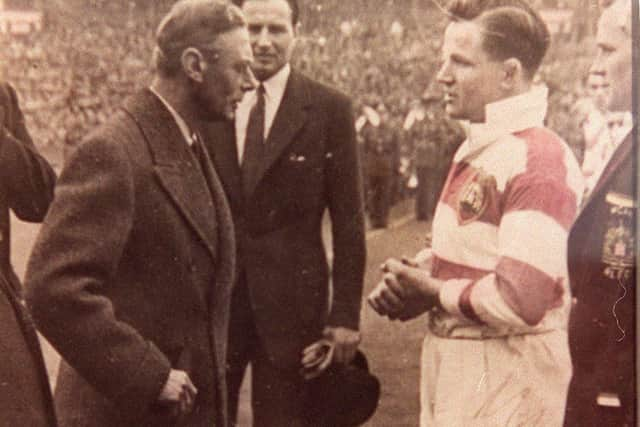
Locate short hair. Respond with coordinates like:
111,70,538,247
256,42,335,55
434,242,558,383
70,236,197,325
446,0,550,79
153,0,246,77
601,0,632,38
232,0,299,26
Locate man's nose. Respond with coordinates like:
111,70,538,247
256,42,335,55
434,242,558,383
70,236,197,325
255,27,271,48
243,68,258,92
436,61,452,85
590,51,605,77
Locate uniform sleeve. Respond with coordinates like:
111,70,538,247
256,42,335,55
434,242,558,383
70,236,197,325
439,157,583,328
24,137,171,413
0,83,55,221
325,94,366,330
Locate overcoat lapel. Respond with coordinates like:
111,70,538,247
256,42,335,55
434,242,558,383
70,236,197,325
582,129,635,214
122,90,219,261
245,71,312,198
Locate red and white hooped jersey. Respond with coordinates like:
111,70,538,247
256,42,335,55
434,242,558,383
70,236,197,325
430,92,585,339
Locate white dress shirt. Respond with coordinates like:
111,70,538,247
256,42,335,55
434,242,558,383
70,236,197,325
586,111,633,194
235,64,291,163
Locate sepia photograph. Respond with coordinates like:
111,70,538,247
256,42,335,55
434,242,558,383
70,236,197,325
0,0,636,426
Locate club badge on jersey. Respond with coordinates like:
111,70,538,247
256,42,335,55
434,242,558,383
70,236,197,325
602,191,635,281
457,169,497,225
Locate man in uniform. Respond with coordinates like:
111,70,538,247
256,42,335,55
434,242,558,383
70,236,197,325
368,1,584,425
413,102,464,221
363,105,400,228
413,107,441,221
564,1,636,425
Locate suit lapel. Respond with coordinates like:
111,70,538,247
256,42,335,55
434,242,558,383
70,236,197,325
122,90,219,261
245,71,312,198
204,120,244,210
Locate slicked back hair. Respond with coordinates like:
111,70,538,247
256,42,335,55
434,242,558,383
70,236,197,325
153,0,246,78
445,0,550,79
232,0,299,26
602,0,632,38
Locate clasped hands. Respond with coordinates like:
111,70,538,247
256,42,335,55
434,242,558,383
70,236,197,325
367,249,442,321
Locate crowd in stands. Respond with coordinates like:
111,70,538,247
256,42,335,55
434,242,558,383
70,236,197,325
0,1,594,199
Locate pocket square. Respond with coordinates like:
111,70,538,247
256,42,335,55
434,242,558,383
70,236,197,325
289,153,306,162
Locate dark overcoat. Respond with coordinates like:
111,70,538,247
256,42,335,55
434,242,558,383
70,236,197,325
0,273,57,427
0,82,56,427
564,130,636,426
25,90,235,427
0,82,56,292
206,70,366,370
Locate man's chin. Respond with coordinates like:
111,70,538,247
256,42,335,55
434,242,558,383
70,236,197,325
222,110,236,121
251,65,276,82
200,108,232,123
444,106,461,120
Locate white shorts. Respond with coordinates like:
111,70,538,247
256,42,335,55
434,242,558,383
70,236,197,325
420,330,572,427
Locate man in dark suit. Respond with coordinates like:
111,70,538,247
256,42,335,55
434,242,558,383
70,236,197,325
207,0,366,425
24,1,254,426
0,81,56,425
564,1,636,426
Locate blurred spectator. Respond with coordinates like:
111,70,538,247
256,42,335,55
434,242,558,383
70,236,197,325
361,104,399,229
406,95,464,221
0,0,598,214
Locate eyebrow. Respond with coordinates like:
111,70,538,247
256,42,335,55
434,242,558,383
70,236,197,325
596,41,616,50
450,53,474,65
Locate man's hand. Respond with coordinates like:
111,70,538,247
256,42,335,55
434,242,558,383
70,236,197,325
368,257,442,321
367,273,406,316
405,248,433,270
323,326,360,365
158,369,198,417
301,340,334,380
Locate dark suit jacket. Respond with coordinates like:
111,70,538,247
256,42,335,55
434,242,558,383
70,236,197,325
206,70,366,370
25,90,235,427
565,130,636,425
0,82,56,427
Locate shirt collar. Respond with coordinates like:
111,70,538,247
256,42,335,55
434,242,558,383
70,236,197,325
456,85,548,160
260,63,290,101
149,86,195,146
610,111,633,145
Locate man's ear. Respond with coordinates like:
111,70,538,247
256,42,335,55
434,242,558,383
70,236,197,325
501,58,523,91
181,47,206,83
291,21,301,45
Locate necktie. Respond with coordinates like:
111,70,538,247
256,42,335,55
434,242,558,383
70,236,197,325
242,84,266,195
191,131,208,173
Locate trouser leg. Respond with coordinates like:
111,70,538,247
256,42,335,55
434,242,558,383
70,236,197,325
226,276,255,427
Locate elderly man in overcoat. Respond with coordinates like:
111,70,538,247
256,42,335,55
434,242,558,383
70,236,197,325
24,1,255,426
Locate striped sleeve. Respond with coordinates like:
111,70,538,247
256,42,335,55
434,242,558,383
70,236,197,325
438,130,584,328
